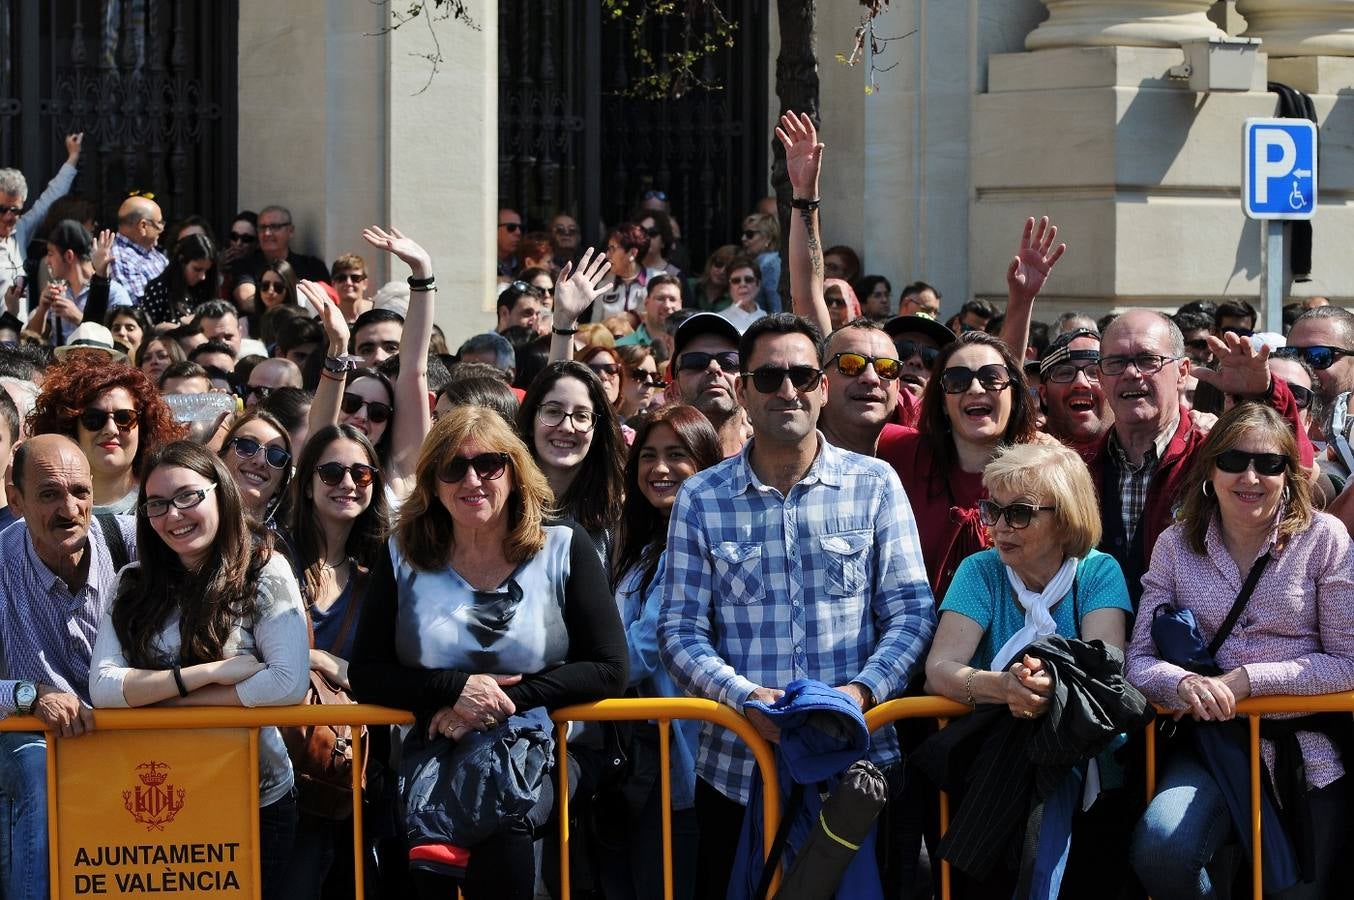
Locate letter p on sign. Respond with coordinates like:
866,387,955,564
1244,118,1318,220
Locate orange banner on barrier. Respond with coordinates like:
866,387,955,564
55,728,257,899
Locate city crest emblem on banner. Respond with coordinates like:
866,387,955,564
122,761,185,831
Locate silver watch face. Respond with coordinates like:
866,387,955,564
14,682,36,711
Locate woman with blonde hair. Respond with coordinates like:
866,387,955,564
924,440,1134,898
349,405,627,900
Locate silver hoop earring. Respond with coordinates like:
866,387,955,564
1202,480,1214,497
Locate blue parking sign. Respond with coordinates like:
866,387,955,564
1244,118,1318,220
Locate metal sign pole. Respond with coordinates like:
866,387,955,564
1261,220,1285,333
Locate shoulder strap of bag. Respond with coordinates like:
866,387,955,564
1208,551,1272,658
97,513,129,572
325,565,366,655
753,782,805,900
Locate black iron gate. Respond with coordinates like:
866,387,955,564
0,0,237,234
498,0,770,269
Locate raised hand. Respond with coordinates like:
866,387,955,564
362,225,432,279
776,110,824,198
65,133,84,165
553,247,611,327
298,279,349,354
1195,331,1270,397
91,229,115,277
1006,216,1066,306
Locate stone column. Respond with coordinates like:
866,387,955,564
1237,1,1354,57
1026,0,1224,50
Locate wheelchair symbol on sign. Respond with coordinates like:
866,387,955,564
1290,169,1313,210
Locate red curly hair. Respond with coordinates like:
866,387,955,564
27,356,186,473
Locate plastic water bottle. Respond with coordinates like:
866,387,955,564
163,392,240,423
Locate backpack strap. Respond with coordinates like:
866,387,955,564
96,514,130,572
1208,552,1272,658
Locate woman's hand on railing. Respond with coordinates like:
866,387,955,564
1176,673,1238,722
452,673,521,730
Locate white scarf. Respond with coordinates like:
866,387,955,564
989,556,1079,674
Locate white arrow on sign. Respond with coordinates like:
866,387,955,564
1294,169,1313,178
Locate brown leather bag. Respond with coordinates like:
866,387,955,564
281,571,368,820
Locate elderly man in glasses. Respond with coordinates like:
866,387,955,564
659,312,935,898
1088,309,1312,610
0,134,84,313
0,434,138,900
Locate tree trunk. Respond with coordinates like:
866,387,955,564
773,0,819,306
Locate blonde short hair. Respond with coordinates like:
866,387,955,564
982,441,1102,558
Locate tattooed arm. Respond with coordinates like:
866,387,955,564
777,110,831,337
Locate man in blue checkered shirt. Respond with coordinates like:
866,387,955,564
659,313,936,896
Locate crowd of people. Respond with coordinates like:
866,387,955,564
0,111,1350,900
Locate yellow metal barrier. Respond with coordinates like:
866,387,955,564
551,697,782,900
865,696,971,900
1145,691,1354,900
0,705,414,900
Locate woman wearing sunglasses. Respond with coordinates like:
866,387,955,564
877,331,1039,600
517,360,626,567
220,410,293,525
924,441,1131,897
615,344,664,421
824,277,862,333
348,406,626,900
28,355,185,513
88,440,309,900
258,259,298,311
717,255,767,333
281,425,388,898
300,226,434,503
1127,403,1354,899
604,405,721,900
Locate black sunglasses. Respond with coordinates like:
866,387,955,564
499,222,522,233
315,461,378,487
340,393,392,424
229,231,257,244
1288,382,1315,411
437,452,510,484
1214,450,1287,476
588,362,621,376
0,205,24,217
678,350,739,373
743,365,824,394
79,408,139,432
1276,345,1354,371
825,297,847,309
978,499,1055,529
226,436,291,470
939,364,1013,394
246,384,274,402
894,341,940,368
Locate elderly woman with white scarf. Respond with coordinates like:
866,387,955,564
925,440,1131,720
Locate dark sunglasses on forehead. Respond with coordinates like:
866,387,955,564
315,461,378,487
1214,450,1287,476
226,436,291,470
340,392,392,424
79,408,139,432
1275,345,1354,371
831,352,902,381
743,365,824,394
437,452,510,484
678,350,739,372
939,364,1013,394
894,340,940,368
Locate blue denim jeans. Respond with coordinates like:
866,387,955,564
0,731,49,900
1132,748,1347,900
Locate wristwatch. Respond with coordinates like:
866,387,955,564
13,681,36,715
323,354,360,376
